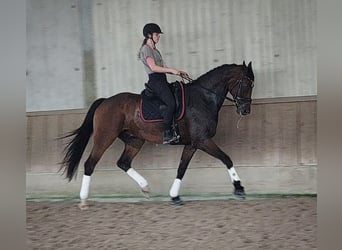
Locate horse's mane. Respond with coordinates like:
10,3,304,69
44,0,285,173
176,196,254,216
190,64,240,85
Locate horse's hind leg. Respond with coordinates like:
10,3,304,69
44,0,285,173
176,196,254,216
117,132,148,197
79,133,117,209
169,145,197,205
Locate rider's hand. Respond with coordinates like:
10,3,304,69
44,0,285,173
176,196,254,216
170,69,191,81
179,71,190,80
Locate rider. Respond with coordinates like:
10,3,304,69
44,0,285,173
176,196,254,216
138,23,189,144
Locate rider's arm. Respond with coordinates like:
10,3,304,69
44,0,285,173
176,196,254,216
146,56,180,75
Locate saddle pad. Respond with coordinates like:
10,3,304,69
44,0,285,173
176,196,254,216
139,81,185,123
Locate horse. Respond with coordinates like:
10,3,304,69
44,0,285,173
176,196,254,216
60,61,254,209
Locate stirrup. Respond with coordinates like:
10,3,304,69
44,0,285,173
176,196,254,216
163,136,178,144
163,129,179,144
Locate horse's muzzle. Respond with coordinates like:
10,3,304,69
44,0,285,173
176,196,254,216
236,102,251,116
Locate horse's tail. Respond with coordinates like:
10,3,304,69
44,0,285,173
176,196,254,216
59,98,106,181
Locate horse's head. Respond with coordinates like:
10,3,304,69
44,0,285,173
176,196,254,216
230,61,254,116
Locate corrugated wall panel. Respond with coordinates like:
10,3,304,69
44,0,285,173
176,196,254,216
93,0,316,100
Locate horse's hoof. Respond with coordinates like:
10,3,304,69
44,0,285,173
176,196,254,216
233,181,246,199
78,200,89,210
141,185,150,199
233,190,246,200
170,196,183,206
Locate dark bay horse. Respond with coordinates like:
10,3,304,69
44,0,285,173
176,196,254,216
60,61,254,208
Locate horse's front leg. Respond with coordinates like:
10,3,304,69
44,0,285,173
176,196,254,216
169,145,197,205
198,138,246,199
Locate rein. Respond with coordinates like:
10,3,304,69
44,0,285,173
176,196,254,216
197,82,236,103
180,74,253,104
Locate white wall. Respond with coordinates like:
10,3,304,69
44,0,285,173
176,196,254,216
27,0,84,111
27,0,316,111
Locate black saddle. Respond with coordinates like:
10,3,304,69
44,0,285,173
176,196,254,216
139,81,185,123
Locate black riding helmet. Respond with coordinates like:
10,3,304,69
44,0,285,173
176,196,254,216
143,23,163,38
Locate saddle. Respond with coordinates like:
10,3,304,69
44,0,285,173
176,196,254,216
139,81,185,123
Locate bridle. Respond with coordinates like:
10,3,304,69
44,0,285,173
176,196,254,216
181,73,254,105
229,74,254,105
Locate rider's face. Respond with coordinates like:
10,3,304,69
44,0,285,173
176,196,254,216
152,33,161,43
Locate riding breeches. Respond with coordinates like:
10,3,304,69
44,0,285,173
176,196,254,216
147,73,176,130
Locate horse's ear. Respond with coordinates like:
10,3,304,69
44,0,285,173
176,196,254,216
248,61,252,69
243,61,246,66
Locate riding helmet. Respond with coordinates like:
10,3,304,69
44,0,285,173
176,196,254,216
143,23,163,37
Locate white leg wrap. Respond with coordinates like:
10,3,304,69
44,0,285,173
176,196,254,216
169,178,182,198
127,168,148,188
80,175,91,200
228,167,241,182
